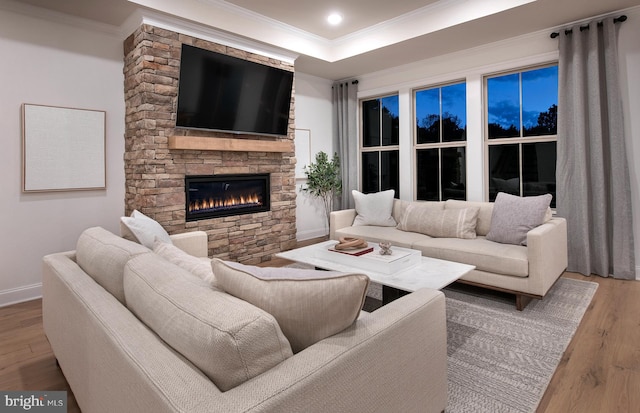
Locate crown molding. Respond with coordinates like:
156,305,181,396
120,8,299,64
128,0,539,64
329,0,538,61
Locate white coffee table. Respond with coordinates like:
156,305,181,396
277,240,475,304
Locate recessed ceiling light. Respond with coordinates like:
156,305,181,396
327,13,343,26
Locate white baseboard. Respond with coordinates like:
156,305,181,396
0,283,42,308
296,228,328,241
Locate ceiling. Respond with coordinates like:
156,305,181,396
9,0,640,80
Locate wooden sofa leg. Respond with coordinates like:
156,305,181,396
515,294,533,311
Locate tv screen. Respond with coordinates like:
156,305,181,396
176,44,293,136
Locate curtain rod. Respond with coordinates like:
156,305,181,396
550,15,627,38
332,80,359,88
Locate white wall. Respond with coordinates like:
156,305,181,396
293,72,334,240
354,6,640,278
0,9,126,305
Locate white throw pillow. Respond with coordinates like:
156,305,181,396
213,259,369,353
352,189,397,227
486,192,553,246
152,240,218,288
121,209,172,248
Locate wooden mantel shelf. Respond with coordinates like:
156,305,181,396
169,136,293,153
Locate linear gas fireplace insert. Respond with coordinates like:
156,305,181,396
185,174,270,221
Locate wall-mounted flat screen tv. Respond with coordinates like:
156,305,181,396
176,44,293,136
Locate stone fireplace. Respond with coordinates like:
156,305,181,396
123,24,297,264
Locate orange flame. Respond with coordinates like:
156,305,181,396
189,193,261,213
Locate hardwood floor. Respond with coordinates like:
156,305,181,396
1,253,638,412
537,272,640,412
0,299,80,412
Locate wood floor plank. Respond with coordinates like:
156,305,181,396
602,367,640,412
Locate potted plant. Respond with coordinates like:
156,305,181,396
301,151,342,231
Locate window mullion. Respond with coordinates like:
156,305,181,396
519,143,523,196
379,100,383,147
439,88,443,144
519,72,524,138
378,151,382,192
438,149,443,200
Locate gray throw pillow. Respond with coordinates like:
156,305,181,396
486,192,553,246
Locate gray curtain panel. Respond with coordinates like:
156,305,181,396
332,80,358,209
556,17,635,279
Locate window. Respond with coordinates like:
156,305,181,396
361,95,400,196
414,82,467,201
486,65,558,206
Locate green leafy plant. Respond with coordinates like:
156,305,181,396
301,151,342,230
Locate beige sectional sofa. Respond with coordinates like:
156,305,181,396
43,226,448,413
331,198,568,310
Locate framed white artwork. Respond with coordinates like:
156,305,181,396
22,104,106,192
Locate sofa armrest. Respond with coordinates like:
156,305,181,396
526,217,568,295
228,289,448,413
43,252,223,413
170,231,208,257
329,209,357,240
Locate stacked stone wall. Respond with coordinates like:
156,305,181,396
123,24,297,264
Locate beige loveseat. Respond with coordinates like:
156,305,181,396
43,226,448,413
331,198,568,310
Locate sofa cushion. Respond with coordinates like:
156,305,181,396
76,226,150,303
124,254,293,392
213,259,369,353
120,209,172,249
412,236,529,278
398,203,479,239
152,240,218,288
335,225,431,249
352,189,397,227
486,192,553,246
